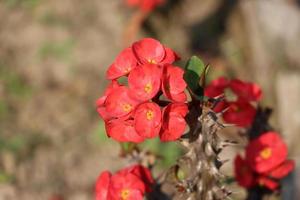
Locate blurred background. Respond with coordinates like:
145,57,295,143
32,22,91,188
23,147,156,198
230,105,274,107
0,0,299,199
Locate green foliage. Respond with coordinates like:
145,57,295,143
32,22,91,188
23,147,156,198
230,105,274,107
4,0,41,9
38,39,75,62
0,100,8,119
0,171,14,183
141,138,182,168
0,65,33,98
184,56,208,100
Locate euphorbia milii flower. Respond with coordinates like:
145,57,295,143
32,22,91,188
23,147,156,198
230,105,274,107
106,48,138,80
107,172,145,199
105,118,145,143
124,165,154,192
160,103,188,142
134,102,161,138
128,64,161,101
258,160,294,190
205,77,262,127
267,160,295,179
126,0,164,12
162,64,187,102
96,80,121,121
246,132,288,173
257,160,295,190
205,77,229,98
95,165,154,200
105,86,140,118
234,155,255,188
95,171,111,200
222,100,256,127
132,38,179,65
234,155,295,191
229,79,262,101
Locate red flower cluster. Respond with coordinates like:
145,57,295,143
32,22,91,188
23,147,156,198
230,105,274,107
205,77,262,127
97,38,188,143
95,165,154,200
125,0,164,12
234,132,295,190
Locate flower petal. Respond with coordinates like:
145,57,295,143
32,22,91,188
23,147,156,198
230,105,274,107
105,86,140,118
128,64,162,101
134,102,161,138
229,79,262,101
132,38,165,64
246,132,288,173
160,103,188,142
95,171,111,200
105,118,145,143
106,48,138,80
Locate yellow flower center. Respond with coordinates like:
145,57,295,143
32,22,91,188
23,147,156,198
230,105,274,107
124,67,131,73
260,147,272,159
121,189,130,200
122,103,132,112
147,59,157,64
146,110,154,120
144,83,153,93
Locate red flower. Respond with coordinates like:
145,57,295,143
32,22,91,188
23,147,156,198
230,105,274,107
105,118,145,143
267,160,295,179
229,79,262,101
132,38,179,65
134,102,161,138
205,77,262,127
205,77,229,98
162,64,187,102
128,64,162,101
160,103,188,142
257,176,279,190
108,173,145,199
222,100,257,127
119,165,154,192
126,0,165,12
105,86,140,119
106,48,138,80
234,156,295,191
95,165,154,200
246,132,288,173
95,171,111,200
234,155,256,188
257,160,295,190
96,81,121,121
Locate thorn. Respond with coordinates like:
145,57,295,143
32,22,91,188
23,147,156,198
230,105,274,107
222,123,236,128
217,107,230,116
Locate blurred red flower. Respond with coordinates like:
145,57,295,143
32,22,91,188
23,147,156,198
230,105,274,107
205,77,262,127
126,0,165,12
95,165,154,200
234,132,294,191
222,99,256,127
246,132,287,173
234,155,256,188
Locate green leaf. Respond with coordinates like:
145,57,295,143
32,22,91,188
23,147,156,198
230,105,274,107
184,56,206,99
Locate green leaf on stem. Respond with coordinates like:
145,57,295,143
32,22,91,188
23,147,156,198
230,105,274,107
184,56,208,100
